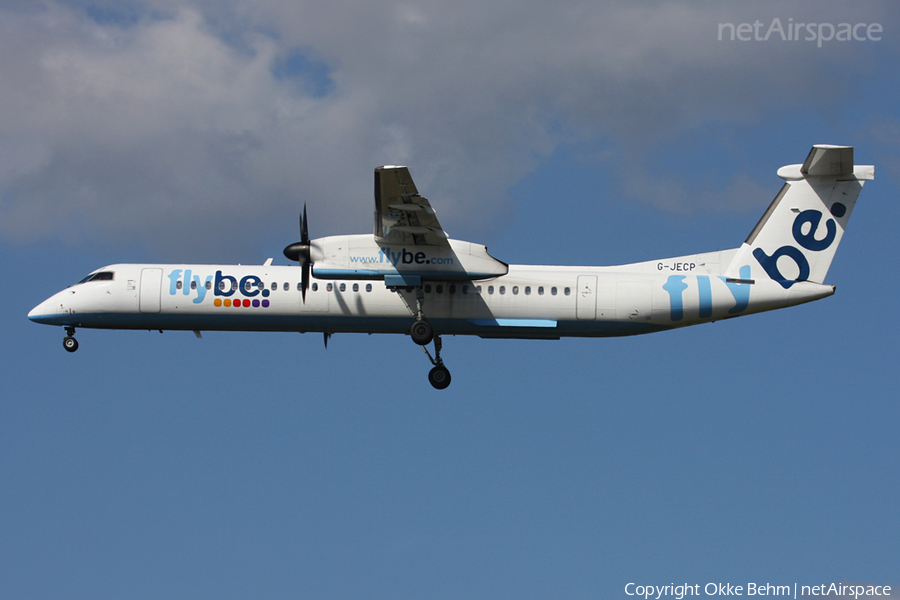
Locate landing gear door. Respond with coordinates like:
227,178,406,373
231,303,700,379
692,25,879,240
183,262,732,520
576,275,597,320
140,268,162,314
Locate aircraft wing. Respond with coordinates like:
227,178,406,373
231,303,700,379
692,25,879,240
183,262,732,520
374,166,451,247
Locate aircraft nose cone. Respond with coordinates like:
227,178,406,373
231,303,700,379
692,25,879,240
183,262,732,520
28,301,49,323
28,297,61,324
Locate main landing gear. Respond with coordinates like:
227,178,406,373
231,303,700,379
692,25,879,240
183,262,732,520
415,330,450,390
63,327,78,353
410,318,434,346
408,287,451,390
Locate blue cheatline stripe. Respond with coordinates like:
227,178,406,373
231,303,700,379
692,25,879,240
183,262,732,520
384,274,421,287
467,318,558,328
312,268,501,281
312,268,383,279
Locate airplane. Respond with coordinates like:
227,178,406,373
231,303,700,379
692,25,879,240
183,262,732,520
29,144,873,389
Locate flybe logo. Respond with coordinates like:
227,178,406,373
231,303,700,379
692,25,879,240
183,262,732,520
663,267,752,322
165,269,273,308
350,248,454,266
753,204,844,289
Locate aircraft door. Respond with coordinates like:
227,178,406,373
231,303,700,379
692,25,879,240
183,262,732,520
140,268,162,313
576,275,597,320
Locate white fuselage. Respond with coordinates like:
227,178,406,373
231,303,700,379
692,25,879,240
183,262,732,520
26,148,869,389
27,249,834,340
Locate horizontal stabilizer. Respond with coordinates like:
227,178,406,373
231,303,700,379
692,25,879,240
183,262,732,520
777,145,874,181
802,145,854,177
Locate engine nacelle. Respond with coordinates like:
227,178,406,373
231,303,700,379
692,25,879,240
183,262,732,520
310,234,508,285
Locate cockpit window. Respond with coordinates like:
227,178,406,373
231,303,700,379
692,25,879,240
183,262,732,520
77,271,114,284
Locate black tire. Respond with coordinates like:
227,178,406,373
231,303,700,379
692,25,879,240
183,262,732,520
410,319,434,346
63,336,79,353
428,365,451,390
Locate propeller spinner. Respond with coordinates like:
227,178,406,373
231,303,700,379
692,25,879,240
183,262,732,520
283,204,312,302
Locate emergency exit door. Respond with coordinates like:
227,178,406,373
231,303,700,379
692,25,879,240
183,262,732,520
140,268,162,313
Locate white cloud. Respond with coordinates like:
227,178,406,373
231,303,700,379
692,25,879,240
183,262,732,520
0,0,894,258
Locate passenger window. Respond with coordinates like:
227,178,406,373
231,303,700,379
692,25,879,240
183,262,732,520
352,283,359,292
424,284,432,293
564,287,571,296
312,283,318,292
551,287,558,296
538,286,544,295
462,285,469,295
366,284,372,292
436,285,443,294
271,282,277,291
326,283,333,292
206,281,212,290
339,283,346,292
283,282,289,291
499,286,506,295
512,286,519,295
524,286,531,295
488,286,494,294
449,284,456,294
191,280,197,290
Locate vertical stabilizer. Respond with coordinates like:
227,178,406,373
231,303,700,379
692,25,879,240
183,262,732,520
724,145,874,288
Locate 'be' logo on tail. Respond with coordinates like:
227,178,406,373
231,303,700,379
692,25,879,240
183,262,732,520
753,205,844,289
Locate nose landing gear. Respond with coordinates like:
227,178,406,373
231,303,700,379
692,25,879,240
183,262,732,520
63,327,78,352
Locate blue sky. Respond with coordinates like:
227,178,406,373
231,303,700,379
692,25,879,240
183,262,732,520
1,1,897,598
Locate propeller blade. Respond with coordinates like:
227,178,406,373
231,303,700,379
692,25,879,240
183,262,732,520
301,260,310,303
301,203,309,244
284,205,313,303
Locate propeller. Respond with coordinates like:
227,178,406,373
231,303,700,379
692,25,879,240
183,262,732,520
283,204,312,303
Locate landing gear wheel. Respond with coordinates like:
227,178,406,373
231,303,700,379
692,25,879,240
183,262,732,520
410,319,434,346
63,336,79,353
428,365,451,389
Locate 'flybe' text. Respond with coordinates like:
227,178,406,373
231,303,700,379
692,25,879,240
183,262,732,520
350,248,454,266
166,269,275,304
